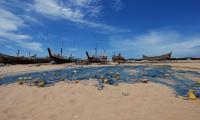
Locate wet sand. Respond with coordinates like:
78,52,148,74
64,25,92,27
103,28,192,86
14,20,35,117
0,62,200,120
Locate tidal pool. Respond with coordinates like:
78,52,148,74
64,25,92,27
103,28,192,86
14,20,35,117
0,65,200,97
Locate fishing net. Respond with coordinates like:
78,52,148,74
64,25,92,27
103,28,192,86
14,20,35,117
0,65,200,97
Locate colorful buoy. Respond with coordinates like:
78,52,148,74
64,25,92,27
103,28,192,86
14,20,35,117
188,89,197,100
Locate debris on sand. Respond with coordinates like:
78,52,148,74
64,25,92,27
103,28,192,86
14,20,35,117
187,89,197,100
72,70,77,75
17,77,48,87
122,90,130,96
0,63,5,67
18,81,24,85
73,80,80,83
140,78,149,83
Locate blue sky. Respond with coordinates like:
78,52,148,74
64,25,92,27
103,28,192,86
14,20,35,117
0,0,200,58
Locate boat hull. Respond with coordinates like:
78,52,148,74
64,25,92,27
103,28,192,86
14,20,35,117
49,56,73,64
112,54,126,63
0,53,51,64
143,52,172,61
47,48,75,64
86,51,108,63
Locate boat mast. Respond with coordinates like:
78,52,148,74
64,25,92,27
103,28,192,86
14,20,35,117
17,50,19,56
100,39,105,55
95,39,97,57
71,39,75,57
60,39,63,55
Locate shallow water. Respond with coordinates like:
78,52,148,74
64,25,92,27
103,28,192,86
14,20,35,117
0,65,200,97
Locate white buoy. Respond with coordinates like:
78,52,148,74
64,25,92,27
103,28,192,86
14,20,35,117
72,70,77,75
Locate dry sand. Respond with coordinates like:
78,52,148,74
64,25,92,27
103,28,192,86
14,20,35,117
0,64,73,77
0,63,115,77
126,61,200,71
0,62,200,120
1,82,200,120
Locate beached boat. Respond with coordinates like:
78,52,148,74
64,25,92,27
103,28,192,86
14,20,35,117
47,48,77,64
143,52,172,61
170,57,188,60
86,51,108,63
170,57,200,60
112,53,126,63
0,53,51,64
0,57,4,63
190,57,200,60
127,58,143,62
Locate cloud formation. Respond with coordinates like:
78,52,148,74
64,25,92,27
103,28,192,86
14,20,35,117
31,0,127,33
110,30,200,57
0,0,128,53
0,7,43,51
68,0,102,15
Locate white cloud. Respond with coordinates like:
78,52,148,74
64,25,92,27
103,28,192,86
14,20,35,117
0,8,43,51
19,42,43,51
110,30,200,57
0,31,31,40
0,8,24,31
69,0,94,7
31,0,127,33
33,0,84,20
22,15,42,25
68,0,102,17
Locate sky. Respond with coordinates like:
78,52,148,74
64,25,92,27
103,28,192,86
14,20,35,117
0,0,200,59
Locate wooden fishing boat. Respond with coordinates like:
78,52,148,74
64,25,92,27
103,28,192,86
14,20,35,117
47,48,77,64
86,51,108,63
0,53,51,64
170,57,188,60
190,57,200,60
143,52,172,61
170,57,200,60
112,53,126,63
0,57,4,63
127,58,143,61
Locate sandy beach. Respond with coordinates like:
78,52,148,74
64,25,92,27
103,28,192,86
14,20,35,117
0,61,200,77
0,64,71,77
1,0,200,119
0,62,200,120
